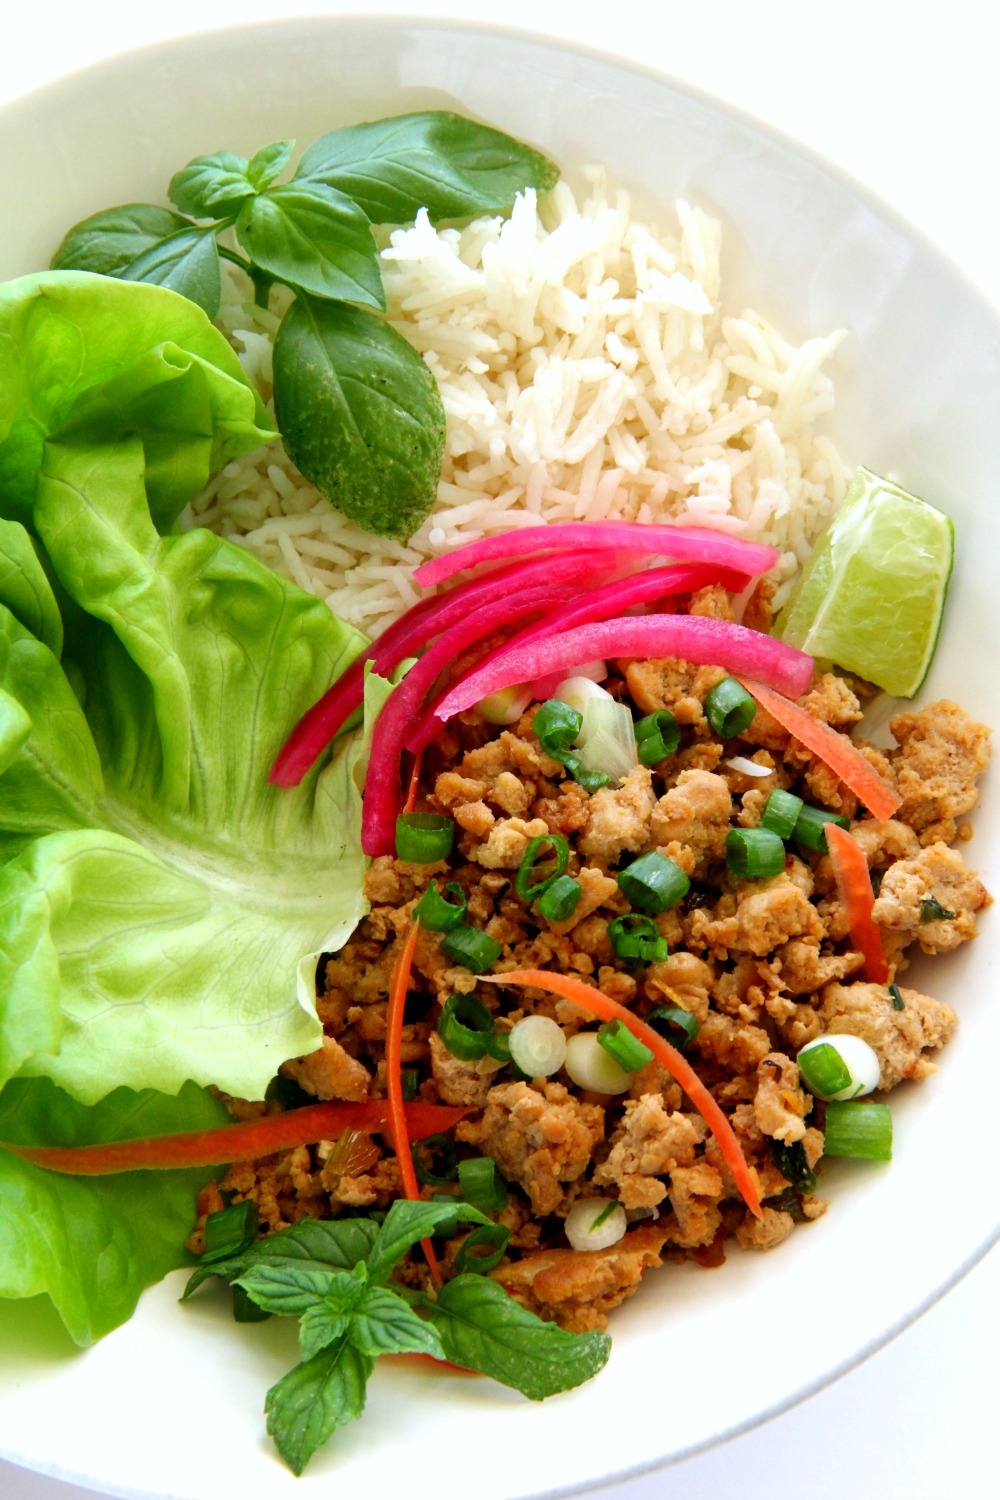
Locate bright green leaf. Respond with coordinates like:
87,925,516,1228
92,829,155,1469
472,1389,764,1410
235,181,384,308
247,140,295,191
265,1338,372,1477
184,1214,380,1301
50,204,194,277
236,1261,367,1321
347,1285,445,1360
121,226,223,318
169,150,253,219
365,1196,489,1285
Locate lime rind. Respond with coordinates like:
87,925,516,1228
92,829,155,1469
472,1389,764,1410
776,467,954,698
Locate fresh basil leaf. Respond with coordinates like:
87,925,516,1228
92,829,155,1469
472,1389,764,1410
265,1336,372,1478
184,1214,379,1299
347,1285,446,1360
235,1261,367,1319
417,1275,611,1400
50,204,194,277
247,140,295,191
365,1196,489,1285
273,297,445,542
235,181,383,308
295,110,558,224
120,226,222,317
168,150,253,219
298,1299,351,1363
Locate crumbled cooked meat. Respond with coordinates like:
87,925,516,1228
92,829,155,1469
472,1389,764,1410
772,938,862,995
689,872,824,957
753,1052,809,1144
818,980,958,1088
650,769,732,876
890,700,991,844
736,1205,794,1251
644,950,714,1021
577,765,657,865
665,1161,724,1248
468,815,550,869
428,1031,492,1108
872,842,991,955
456,1080,604,1215
281,1035,371,1103
494,1223,670,1332
592,1095,702,1207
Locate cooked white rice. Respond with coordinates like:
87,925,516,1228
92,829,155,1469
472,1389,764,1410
183,166,849,636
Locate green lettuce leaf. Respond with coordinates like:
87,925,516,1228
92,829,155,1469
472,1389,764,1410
0,272,392,1104
0,1076,227,1346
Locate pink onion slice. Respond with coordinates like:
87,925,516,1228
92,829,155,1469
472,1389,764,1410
270,550,618,786
432,616,814,725
414,521,780,589
404,562,748,754
362,580,606,856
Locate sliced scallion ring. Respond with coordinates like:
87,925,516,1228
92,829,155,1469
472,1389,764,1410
597,1019,653,1073
457,1155,509,1213
454,1222,510,1274
634,709,681,766
515,834,569,900
704,677,756,738
790,803,850,853
761,788,804,839
725,826,786,879
822,1099,892,1160
608,913,668,964
646,1003,700,1050
413,879,468,933
508,1015,567,1077
537,873,582,921
411,1133,459,1187
440,924,503,974
617,850,690,914
395,812,454,863
202,1200,259,1264
437,991,495,1060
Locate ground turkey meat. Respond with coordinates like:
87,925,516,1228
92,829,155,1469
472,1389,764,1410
890,700,991,844
650,769,732,877
494,1223,670,1332
591,1095,702,1207
456,1080,604,1215
818,980,958,1088
872,841,991,955
577,765,657,865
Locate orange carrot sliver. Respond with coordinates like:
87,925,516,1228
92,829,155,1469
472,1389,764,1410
824,822,889,984
1,1099,468,1176
488,970,762,1218
402,749,424,814
734,675,901,822
386,920,442,1286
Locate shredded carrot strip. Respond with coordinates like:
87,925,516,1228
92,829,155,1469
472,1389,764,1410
489,970,762,1218
402,749,424,815
824,822,889,983
734,675,902,822
1,1099,468,1176
386,920,443,1286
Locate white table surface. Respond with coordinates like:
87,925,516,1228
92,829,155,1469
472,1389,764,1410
0,3,997,1498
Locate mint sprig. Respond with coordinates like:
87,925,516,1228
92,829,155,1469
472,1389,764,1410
187,1196,610,1474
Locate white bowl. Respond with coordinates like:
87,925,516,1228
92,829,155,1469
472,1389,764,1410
0,16,998,1500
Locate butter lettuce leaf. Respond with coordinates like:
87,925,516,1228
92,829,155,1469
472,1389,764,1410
0,1076,227,1346
0,272,389,1104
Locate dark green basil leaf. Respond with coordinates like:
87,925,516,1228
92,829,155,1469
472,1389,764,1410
235,1261,367,1319
365,1197,489,1285
273,297,445,542
184,1214,379,1300
169,150,253,219
50,204,194,277
120,226,222,317
347,1285,446,1360
295,110,559,224
235,182,383,308
298,1300,351,1364
247,140,295,191
417,1274,611,1400
264,1337,372,1477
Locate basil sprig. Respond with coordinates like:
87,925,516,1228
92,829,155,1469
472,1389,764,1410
51,112,558,544
185,1197,609,1475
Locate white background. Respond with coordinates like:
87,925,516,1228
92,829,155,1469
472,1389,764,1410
0,4,997,1498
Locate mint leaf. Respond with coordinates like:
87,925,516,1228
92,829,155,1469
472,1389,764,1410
169,150,254,218
50,204,194,277
265,1337,372,1477
247,140,295,191
348,1285,445,1359
235,182,384,308
365,1196,490,1284
418,1275,611,1400
298,1300,351,1363
120,226,222,317
235,1260,367,1319
184,1216,380,1300
273,296,445,542
295,111,558,224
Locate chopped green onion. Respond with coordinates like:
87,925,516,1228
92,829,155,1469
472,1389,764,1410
516,834,569,900
608,913,669,964
725,826,787,879
395,812,454,863
705,677,757,738
769,1138,817,1194
634,709,681,765
920,895,956,924
477,682,533,725
508,1015,567,1077
400,1068,419,1101
589,1201,617,1231
454,1222,510,1274
484,1028,512,1063
440,923,503,974
532,699,582,758
202,1200,259,1264
598,1019,654,1073
457,1156,509,1213
646,1004,700,1050
413,880,467,932
429,1193,461,1238
823,1100,893,1161
617,850,690,914
411,1133,459,1187
888,982,905,1011
437,991,495,1059
575,696,639,784
537,874,583,921
761,788,804,839
796,1041,853,1098
790,803,851,853
561,752,611,792
232,1285,271,1323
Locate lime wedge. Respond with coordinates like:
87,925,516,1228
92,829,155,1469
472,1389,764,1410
776,467,954,698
